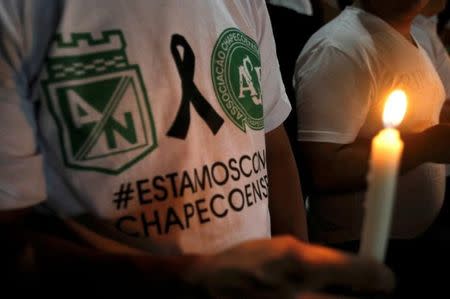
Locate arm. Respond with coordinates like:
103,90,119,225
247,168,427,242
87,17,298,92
298,123,450,194
2,209,394,298
2,208,207,296
256,2,308,240
294,46,374,194
266,125,308,241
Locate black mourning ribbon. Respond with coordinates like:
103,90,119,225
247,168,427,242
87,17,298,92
167,34,224,139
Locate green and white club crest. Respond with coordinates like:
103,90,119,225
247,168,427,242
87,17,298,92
211,28,263,132
41,30,157,174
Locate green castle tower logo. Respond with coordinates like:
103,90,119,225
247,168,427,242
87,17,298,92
41,30,157,174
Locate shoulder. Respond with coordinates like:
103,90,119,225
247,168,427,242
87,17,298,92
304,9,373,54
299,23,372,74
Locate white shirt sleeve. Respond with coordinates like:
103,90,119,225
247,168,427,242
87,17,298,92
294,46,372,144
0,0,60,209
255,1,292,133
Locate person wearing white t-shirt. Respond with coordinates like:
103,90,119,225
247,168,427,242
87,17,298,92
0,0,395,297
413,0,450,238
294,0,450,295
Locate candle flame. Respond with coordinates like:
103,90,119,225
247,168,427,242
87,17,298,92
383,90,407,128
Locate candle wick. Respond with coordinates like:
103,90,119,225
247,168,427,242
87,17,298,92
384,121,396,129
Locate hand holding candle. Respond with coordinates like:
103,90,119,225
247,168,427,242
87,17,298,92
360,90,407,262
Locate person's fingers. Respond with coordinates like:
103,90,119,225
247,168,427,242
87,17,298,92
291,242,396,293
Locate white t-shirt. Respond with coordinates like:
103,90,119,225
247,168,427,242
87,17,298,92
294,6,446,243
267,0,314,16
0,0,291,255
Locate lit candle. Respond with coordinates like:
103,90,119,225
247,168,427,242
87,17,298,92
359,89,407,261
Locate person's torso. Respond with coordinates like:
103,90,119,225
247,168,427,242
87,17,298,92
34,0,275,254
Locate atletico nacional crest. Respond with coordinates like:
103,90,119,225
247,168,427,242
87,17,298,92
41,30,157,174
